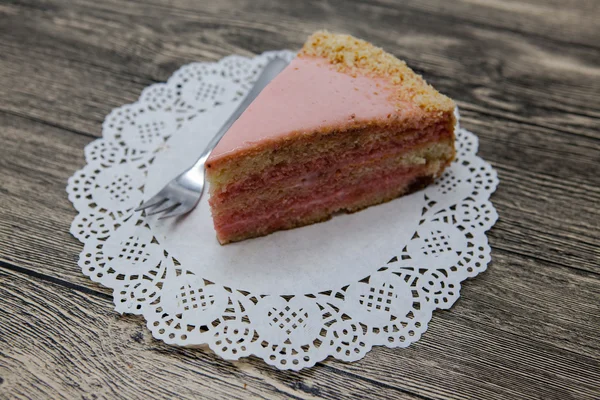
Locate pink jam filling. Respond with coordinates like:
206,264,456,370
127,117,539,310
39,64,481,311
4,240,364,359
210,125,450,206
214,163,430,237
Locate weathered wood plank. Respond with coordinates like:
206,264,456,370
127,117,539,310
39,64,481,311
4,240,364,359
0,0,599,140
359,0,600,49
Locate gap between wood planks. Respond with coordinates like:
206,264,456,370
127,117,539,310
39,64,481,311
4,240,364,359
0,260,112,300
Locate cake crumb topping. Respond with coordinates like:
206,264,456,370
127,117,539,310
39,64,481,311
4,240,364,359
299,31,455,112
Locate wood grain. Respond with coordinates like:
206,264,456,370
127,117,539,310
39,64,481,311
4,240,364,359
1,0,599,138
1,0,599,398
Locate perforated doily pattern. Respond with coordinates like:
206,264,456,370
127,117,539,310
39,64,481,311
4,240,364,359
67,51,498,370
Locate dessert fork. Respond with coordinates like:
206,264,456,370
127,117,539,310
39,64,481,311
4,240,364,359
135,57,289,219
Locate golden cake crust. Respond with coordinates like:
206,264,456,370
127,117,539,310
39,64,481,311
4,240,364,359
299,31,455,113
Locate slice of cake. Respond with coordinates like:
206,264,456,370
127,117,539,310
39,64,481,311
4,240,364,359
206,31,456,244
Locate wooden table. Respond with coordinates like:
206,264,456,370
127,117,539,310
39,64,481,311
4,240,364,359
1,0,599,399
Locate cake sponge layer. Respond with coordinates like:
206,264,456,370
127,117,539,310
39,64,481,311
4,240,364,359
207,115,453,191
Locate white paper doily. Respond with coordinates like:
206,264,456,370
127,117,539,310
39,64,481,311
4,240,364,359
67,50,499,370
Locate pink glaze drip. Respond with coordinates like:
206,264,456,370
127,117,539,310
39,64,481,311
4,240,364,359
208,56,418,163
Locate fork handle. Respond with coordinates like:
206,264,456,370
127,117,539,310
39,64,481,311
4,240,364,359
193,57,289,167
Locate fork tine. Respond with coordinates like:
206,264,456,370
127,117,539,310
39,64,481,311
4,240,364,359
135,195,167,211
146,200,180,216
158,204,189,220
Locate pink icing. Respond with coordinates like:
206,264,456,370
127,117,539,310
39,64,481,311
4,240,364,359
208,56,412,162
